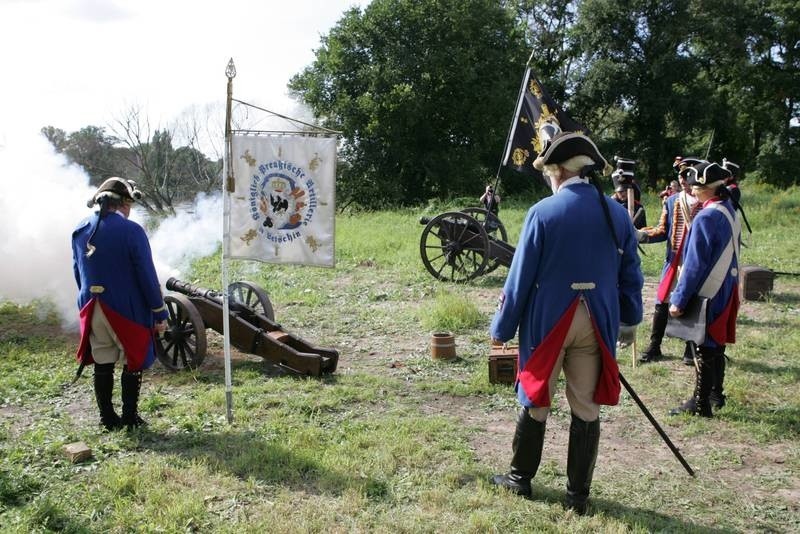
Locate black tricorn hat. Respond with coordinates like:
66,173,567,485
684,161,731,187
533,132,611,174
722,158,740,179
673,156,706,172
87,177,143,208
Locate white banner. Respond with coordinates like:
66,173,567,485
226,135,336,267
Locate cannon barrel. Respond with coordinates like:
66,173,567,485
166,277,222,303
419,216,432,225
163,277,338,376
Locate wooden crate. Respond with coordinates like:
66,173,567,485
740,265,774,301
489,344,518,385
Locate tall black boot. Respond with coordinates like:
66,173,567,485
121,366,146,429
670,348,713,417
94,363,121,431
639,303,668,362
682,342,695,366
490,408,546,497
709,352,727,409
565,414,600,515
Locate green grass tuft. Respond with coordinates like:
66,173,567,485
419,290,485,333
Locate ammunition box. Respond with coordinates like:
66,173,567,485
740,265,774,301
489,344,518,385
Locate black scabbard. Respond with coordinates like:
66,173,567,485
619,372,695,477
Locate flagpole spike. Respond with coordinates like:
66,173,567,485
226,58,237,80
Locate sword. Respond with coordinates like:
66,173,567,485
619,372,695,477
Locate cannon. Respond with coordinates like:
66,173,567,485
419,207,515,282
155,277,338,376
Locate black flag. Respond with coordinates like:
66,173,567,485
501,67,589,176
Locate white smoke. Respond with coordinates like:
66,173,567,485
148,193,222,283
0,133,96,330
0,131,222,331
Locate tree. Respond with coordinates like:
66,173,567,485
172,145,221,197
109,106,187,214
509,0,580,101
172,103,224,195
41,126,67,152
571,0,699,188
571,0,798,188
43,107,222,214
109,107,173,213
41,125,124,185
289,0,529,207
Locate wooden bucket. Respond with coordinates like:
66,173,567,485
430,332,456,360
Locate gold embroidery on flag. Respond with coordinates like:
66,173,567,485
309,153,321,171
512,148,529,166
530,80,543,99
306,235,321,252
241,149,256,167
241,229,257,246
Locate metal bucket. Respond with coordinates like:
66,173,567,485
430,332,456,360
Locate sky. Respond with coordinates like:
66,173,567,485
0,0,371,329
0,0,370,140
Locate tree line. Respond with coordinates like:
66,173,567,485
42,105,222,215
290,0,799,207
45,0,797,211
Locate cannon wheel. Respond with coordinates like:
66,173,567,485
420,211,489,282
229,281,275,321
460,207,508,274
156,294,207,371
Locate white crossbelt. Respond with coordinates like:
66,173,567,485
697,203,741,298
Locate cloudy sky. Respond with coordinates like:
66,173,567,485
0,0,371,140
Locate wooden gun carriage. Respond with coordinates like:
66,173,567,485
418,207,515,282
155,278,338,376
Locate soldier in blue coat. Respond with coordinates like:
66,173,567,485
489,133,643,514
669,162,741,416
72,178,168,430
636,157,704,365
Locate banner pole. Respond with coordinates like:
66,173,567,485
222,58,236,424
493,65,531,193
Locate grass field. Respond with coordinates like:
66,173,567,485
1,183,799,533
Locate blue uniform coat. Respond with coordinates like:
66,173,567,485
72,211,168,370
490,182,643,408
669,199,740,348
